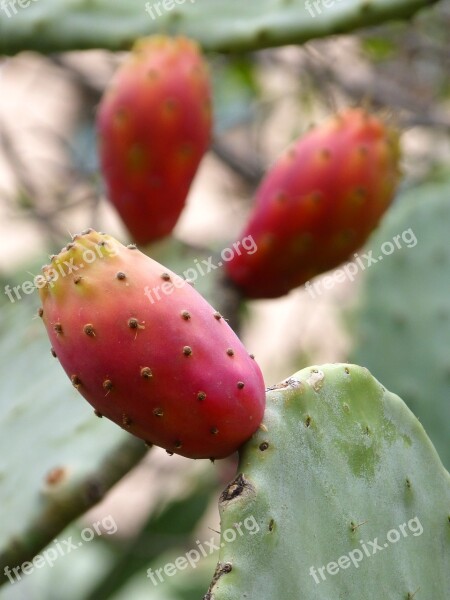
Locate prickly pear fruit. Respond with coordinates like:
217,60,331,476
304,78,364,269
97,36,212,245
225,108,401,298
37,230,265,459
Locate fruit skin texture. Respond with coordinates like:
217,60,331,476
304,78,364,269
225,108,401,299
97,36,212,245
38,230,265,460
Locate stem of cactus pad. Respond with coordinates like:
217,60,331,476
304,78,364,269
0,0,439,55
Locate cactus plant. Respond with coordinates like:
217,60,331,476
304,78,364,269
207,364,450,598
1,2,449,598
0,0,440,55
349,177,450,470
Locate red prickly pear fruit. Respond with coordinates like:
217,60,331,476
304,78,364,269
97,36,212,245
38,230,265,459
225,108,402,299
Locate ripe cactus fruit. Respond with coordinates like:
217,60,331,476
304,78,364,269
207,364,450,599
37,230,265,459
97,35,212,245
225,108,401,298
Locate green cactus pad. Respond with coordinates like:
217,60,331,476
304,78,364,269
350,178,450,469
207,364,450,599
0,301,147,585
0,0,439,55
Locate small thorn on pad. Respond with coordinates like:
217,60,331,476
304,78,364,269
116,272,127,280
54,323,63,334
122,414,132,427
197,391,206,401
51,348,57,358
210,427,219,435
94,410,103,418
226,348,234,357
153,407,164,417
183,346,193,356
237,381,245,389
38,308,44,318
181,310,191,320
161,272,171,281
